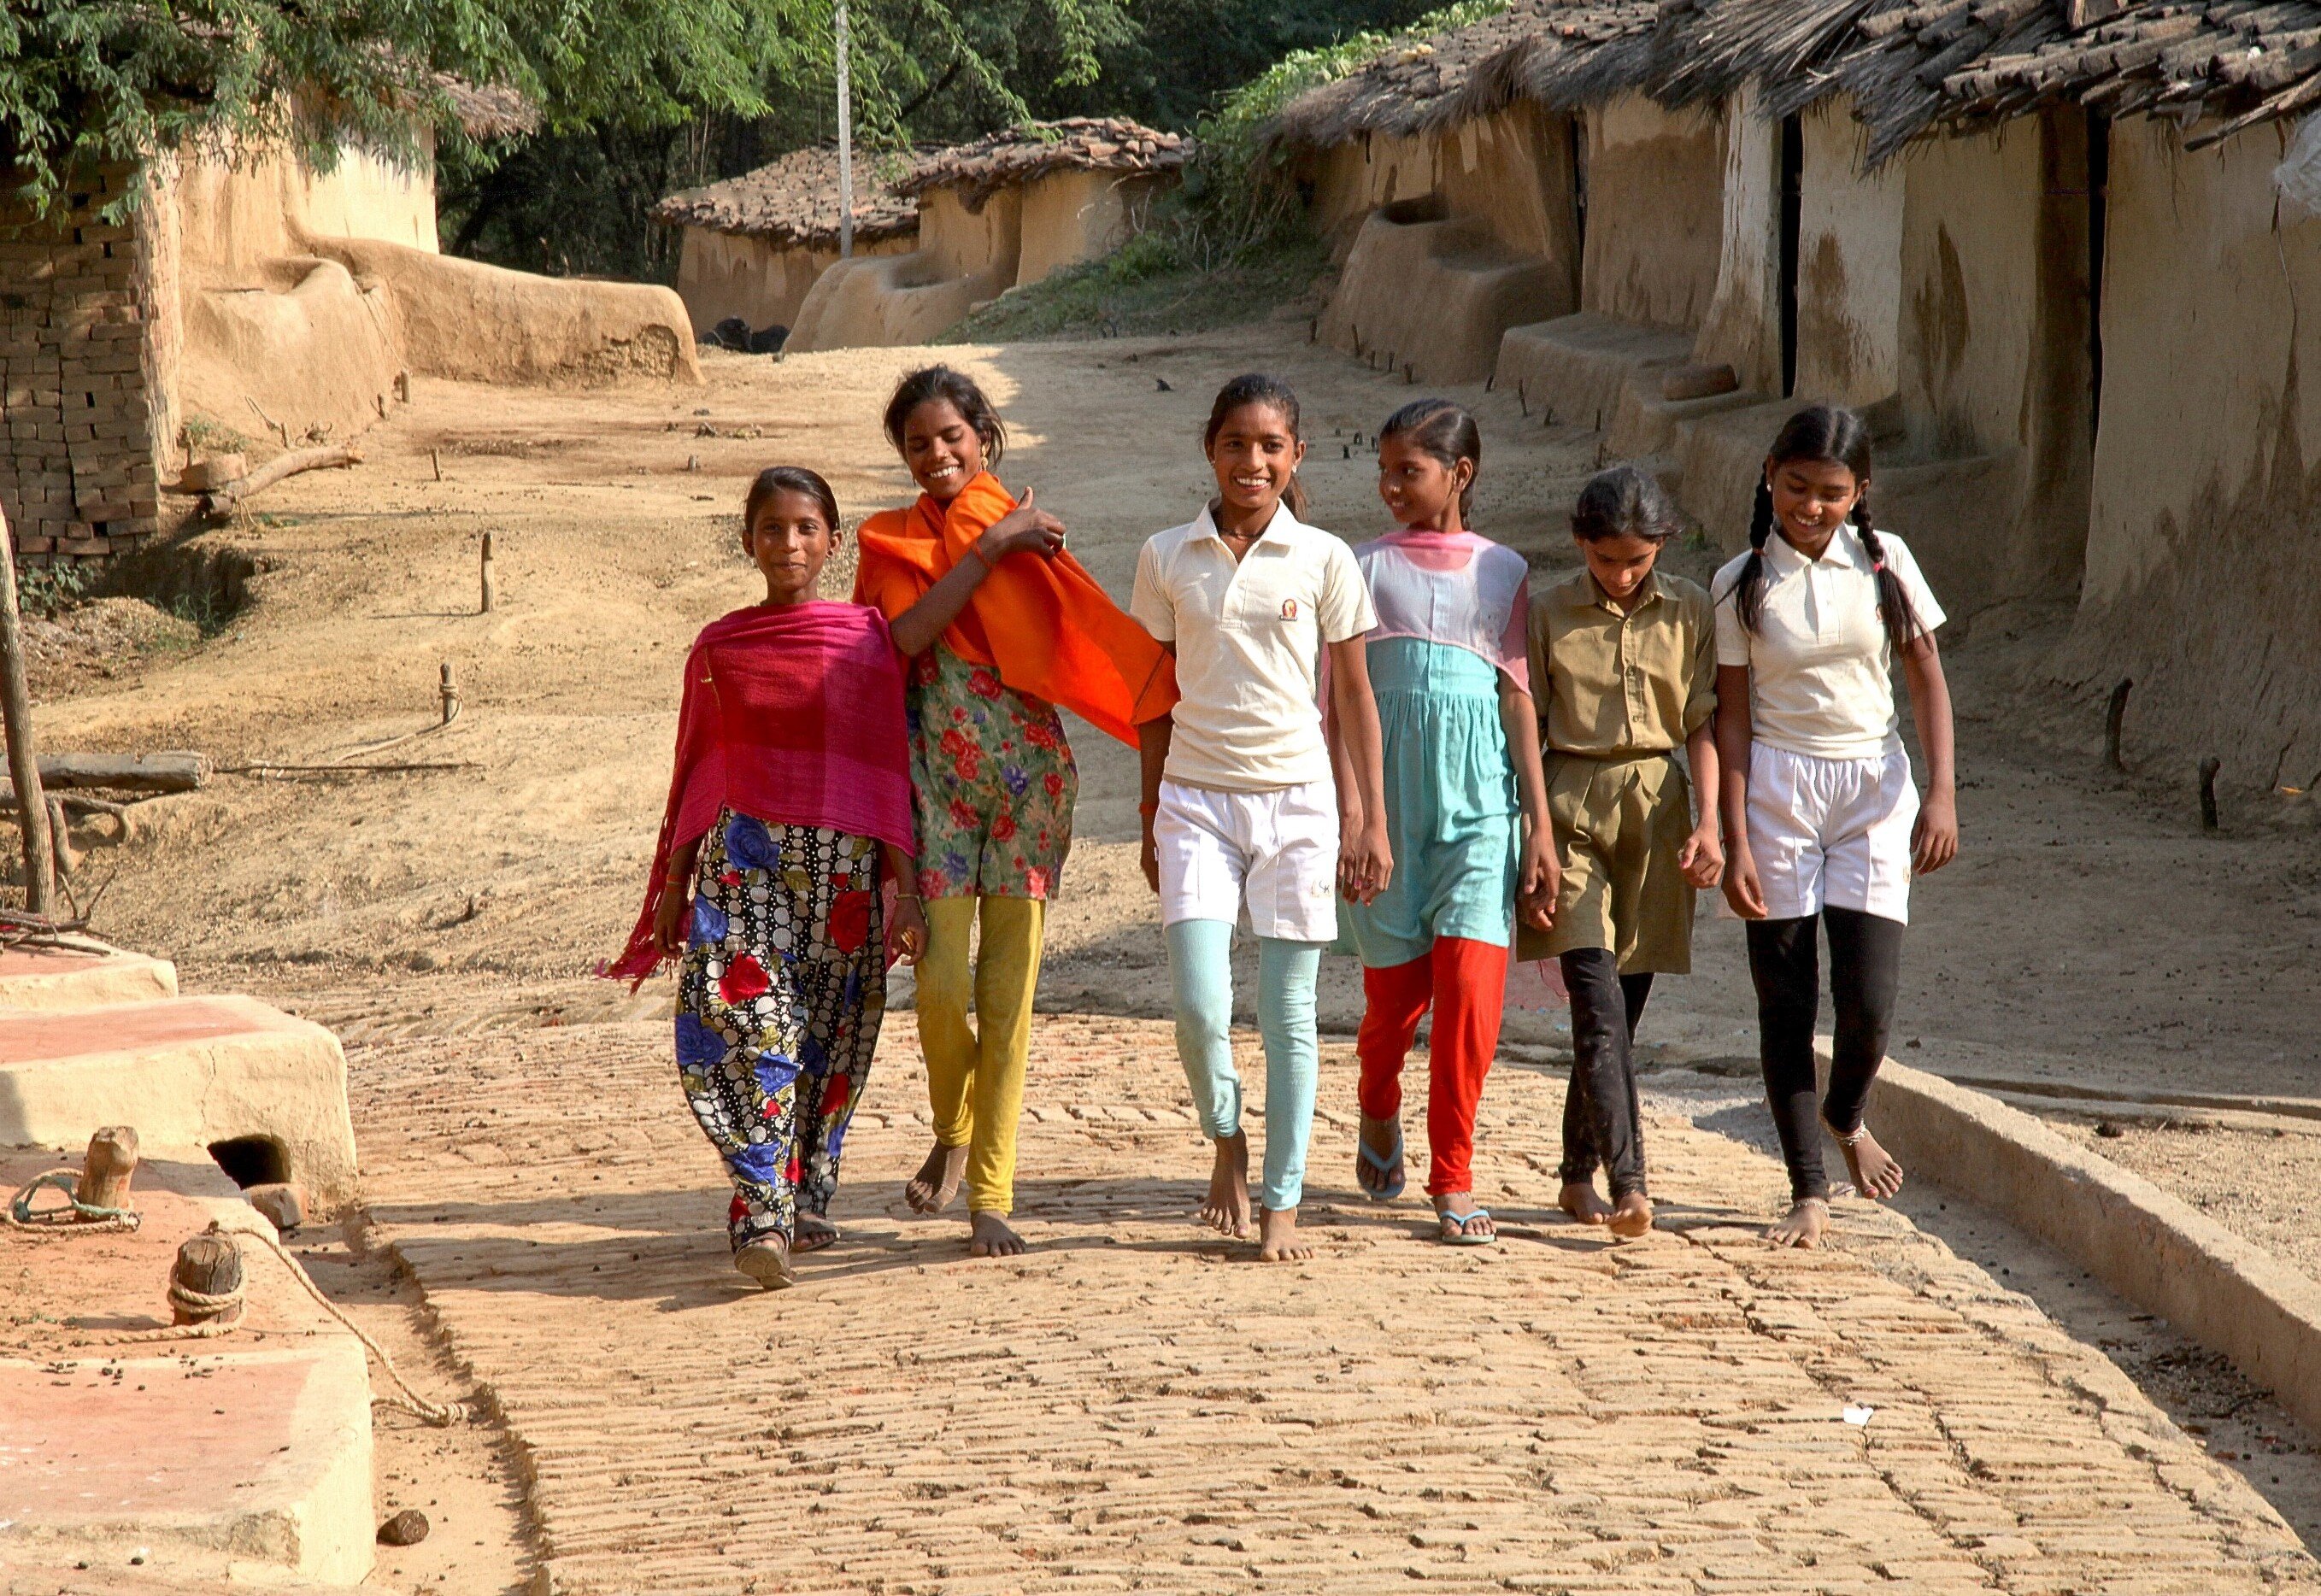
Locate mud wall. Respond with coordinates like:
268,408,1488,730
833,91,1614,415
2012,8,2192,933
673,227,915,337
1892,110,2095,607
1693,88,1782,396
1580,94,1724,331
1303,132,1440,258
2065,114,2321,790
175,138,438,279
1794,100,1903,408
1017,169,1168,286
1435,104,1580,272
181,258,402,445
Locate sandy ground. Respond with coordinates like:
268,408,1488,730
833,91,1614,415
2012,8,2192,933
19,315,2321,1574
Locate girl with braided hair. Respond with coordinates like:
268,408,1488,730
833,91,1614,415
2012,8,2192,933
1712,405,1959,1250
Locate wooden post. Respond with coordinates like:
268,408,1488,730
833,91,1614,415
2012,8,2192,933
169,1230,244,1326
0,505,54,913
2200,757,2222,832
2105,679,2131,772
479,531,496,613
75,1126,139,1213
431,448,443,483
439,662,458,727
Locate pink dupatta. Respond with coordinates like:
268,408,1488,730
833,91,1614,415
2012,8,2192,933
1353,529,1532,695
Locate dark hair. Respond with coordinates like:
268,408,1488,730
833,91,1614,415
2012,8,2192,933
1378,398,1482,519
743,466,840,545
883,364,1006,471
1202,372,1308,521
1735,404,1924,654
1572,465,1679,544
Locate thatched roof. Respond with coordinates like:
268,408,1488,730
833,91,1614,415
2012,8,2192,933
651,145,922,248
1270,0,2321,166
438,77,539,140
893,118,1187,208
1266,2,1655,150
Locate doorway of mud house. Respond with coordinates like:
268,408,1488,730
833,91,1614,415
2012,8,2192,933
1779,112,1802,397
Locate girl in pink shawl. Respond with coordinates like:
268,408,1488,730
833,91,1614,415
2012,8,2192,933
611,465,1064,1290
1336,402,1560,1245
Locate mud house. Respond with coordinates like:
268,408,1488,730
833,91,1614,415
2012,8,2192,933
654,145,921,341
1268,0,2321,794
784,118,1186,352
3,82,698,567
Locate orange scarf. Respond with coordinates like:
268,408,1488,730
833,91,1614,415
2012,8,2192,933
852,472,1177,746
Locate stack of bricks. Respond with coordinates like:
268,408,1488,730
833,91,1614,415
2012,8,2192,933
0,161,167,566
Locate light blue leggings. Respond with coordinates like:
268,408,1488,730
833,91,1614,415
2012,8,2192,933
1165,918,1324,1212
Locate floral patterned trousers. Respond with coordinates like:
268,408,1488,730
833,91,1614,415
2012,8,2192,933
675,813,886,1250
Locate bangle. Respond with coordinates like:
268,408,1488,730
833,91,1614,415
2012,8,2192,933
896,892,921,902
1137,801,1160,818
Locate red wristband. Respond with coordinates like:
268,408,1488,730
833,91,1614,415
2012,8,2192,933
1138,801,1160,818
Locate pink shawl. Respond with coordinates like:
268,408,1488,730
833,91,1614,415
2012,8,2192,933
607,601,913,986
1354,530,1532,695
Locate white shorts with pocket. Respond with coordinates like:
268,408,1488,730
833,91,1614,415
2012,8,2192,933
1155,778,1340,943
1745,743,1918,924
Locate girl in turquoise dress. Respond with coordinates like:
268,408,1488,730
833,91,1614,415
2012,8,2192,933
1339,401,1559,1244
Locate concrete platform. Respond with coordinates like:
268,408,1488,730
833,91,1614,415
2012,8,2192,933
0,1150,373,1587
0,996,360,1209
0,944,177,1012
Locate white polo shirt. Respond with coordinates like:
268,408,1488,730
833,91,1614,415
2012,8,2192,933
1131,502,1377,792
1712,524,1945,760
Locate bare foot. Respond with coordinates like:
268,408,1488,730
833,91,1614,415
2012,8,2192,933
1766,1197,1830,1249
1201,1133,1253,1238
1355,1113,1404,1199
733,1234,795,1289
1558,1180,1613,1225
1435,1195,1495,1243
1607,1192,1654,1240
1257,1206,1313,1262
793,1213,839,1253
1832,1123,1905,1200
905,1141,968,1214
967,1211,1025,1258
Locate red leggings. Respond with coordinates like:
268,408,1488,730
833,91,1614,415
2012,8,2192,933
1354,937,1508,1197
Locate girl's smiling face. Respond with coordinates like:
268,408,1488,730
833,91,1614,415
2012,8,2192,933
902,399,986,502
1766,455,1865,549
1207,402,1305,524
747,488,835,605
1377,432,1472,531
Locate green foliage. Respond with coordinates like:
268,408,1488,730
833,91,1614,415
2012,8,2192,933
14,560,87,618
179,415,253,456
936,226,1326,342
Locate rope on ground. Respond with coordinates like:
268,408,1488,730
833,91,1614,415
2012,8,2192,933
88,1216,472,1427
3,1168,140,1234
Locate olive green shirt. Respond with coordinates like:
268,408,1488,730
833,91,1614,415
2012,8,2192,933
1528,568,1717,757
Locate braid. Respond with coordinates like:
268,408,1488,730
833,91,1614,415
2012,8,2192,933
1733,478,1775,635
1853,490,1924,655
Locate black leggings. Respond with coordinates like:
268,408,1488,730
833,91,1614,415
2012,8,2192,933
1557,949,1655,1198
1746,907,1905,1202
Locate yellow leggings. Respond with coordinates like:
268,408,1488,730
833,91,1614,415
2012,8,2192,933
918,895,1044,1216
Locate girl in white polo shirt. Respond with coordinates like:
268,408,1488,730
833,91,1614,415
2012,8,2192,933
1131,373,1393,1263
1713,405,1960,1250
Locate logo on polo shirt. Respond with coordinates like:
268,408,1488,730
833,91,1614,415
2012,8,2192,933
1280,598,1299,620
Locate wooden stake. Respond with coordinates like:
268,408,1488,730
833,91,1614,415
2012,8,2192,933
2200,757,2222,832
479,531,496,613
169,1231,244,1326
2105,678,2131,772
0,504,55,913
431,449,443,483
439,663,459,727
75,1126,138,1213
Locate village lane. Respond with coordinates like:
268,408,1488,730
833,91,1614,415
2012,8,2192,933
350,1013,2317,1594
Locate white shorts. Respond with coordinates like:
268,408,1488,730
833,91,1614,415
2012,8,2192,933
1745,743,1918,924
1155,778,1341,943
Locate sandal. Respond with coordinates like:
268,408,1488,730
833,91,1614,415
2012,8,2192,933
793,1215,840,1253
1356,1120,1406,1201
734,1236,796,1290
1437,1207,1496,1247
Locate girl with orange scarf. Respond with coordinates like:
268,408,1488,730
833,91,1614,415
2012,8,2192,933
855,366,1178,1259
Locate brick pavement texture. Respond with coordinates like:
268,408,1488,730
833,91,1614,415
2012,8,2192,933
349,1015,2321,1594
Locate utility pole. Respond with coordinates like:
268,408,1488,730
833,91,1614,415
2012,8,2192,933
836,0,854,259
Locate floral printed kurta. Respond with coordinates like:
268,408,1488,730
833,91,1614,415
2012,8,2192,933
906,643,1077,900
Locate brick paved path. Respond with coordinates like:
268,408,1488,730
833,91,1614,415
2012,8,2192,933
350,1015,2318,1594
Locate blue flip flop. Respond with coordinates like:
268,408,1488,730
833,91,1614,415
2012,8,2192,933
1437,1207,1496,1246
1356,1122,1405,1201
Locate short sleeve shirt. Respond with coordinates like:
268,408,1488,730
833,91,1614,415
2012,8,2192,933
1712,525,1946,760
1529,569,1717,758
1131,502,1377,791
